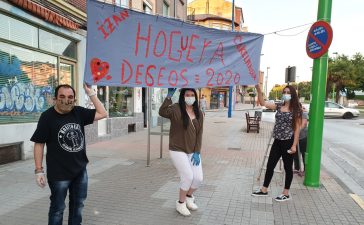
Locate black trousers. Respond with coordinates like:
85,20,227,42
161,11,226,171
263,138,294,190
293,138,307,171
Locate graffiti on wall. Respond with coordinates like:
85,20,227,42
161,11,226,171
0,78,53,114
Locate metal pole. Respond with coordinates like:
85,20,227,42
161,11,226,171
304,0,332,187
296,75,300,99
105,86,110,115
160,90,163,158
174,0,176,17
147,87,152,166
265,67,270,97
332,83,336,102
106,86,110,134
228,0,235,118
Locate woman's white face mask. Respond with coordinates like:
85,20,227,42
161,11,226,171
185,97,195,106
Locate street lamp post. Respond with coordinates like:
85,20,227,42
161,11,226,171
228,0,235,118
332,52,338,102
265,67,270,98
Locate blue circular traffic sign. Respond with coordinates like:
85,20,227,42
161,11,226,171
306,21,333,59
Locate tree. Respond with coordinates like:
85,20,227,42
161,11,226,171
351,53,364,92
297,81,311,101
269,84,285,100
327,53,360,101
268,82,311,102
265,53,363,103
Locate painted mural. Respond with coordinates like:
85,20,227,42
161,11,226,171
0,77,52,115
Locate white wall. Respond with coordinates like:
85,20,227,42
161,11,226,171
0,123,38,159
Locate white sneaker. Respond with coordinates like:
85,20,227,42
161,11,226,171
176,200,191,216
186,196,198,211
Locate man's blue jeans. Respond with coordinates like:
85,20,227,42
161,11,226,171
48,168,88,225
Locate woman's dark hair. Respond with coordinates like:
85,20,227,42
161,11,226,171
54,84,76,98
283,85,302,130
178,88,200,129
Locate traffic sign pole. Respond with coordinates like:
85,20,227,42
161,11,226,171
304,0,332,187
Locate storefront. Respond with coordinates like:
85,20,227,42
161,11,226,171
210,88,228,109
0,0,143,164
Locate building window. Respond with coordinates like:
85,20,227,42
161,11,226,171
0,42,57,124
143,1,152,14
0,13,78,124
211,23,221,30
163,1,169,16
110,0,128,7
39,30,77,59
109,87,134,117
0,13,38,48
222,24,231,31
59,62,74,86
0,13,77,59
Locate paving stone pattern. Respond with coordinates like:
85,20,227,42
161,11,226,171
0,111,363,225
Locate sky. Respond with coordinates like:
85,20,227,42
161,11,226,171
231,0,364,93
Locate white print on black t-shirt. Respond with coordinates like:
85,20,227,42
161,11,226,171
58,123,84,152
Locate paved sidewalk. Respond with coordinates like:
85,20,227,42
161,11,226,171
0,111,363,225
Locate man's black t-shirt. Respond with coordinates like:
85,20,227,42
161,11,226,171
31,106,96,181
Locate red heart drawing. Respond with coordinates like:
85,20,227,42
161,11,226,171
90,58,110,83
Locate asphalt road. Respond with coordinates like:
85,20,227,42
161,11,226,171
322,117,364,198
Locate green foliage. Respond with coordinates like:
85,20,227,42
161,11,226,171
351,53,364,92
347,90,355,99
269,84,285,100
268,82,311,102
246,87,254,93
297,81,311,101
327,53,364,101
355,95,364,100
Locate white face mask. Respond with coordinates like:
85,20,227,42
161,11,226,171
282,94,291,102
185,97,195,106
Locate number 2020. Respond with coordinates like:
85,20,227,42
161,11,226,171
205,68,240,86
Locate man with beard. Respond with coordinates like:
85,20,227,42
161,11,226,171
31,84,107,225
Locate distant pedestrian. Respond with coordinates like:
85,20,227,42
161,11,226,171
200,95,207,116
252,84,302,201
159,88,204,216
252,89,256,108
293,104,308,176
31,84,107,225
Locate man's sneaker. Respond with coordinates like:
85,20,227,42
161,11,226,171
275,194,290,202
251,190,268,196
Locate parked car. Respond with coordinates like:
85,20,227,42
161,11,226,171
325,101,360,118
303,101,360,119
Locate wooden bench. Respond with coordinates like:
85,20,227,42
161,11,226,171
245,111,261,133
